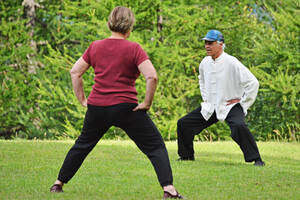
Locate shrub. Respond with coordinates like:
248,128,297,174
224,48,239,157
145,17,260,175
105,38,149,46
0,0,299,141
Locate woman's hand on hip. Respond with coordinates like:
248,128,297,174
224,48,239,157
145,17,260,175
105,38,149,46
81,99,87,107
133,102,151,111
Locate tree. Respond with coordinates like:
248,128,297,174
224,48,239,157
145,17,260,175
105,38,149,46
0,0,299,141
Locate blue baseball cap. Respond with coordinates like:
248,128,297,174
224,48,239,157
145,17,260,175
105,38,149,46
202,30,224,42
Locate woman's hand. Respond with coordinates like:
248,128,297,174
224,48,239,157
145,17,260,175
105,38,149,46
133,102,151,111
135,60,157,112
70,57,90,107
81,99,88,107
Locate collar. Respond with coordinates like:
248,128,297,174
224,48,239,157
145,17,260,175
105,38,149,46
211,51,225,63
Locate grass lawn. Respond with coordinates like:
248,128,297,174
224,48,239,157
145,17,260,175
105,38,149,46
0,140,299,200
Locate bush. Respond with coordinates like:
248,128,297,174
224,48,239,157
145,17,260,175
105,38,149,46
0,0,299,141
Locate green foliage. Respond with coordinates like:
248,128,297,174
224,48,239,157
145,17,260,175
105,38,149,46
0,0,299,141
245,0,300,141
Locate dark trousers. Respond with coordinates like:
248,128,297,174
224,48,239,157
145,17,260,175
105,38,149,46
177,104,261,162
58,103,173,187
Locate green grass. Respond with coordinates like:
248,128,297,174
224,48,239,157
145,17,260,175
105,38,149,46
0,140,300,200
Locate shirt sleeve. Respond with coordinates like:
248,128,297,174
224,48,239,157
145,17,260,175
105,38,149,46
134,44,149,66
198,61,207,102
236,59,259,112
82,42,94,65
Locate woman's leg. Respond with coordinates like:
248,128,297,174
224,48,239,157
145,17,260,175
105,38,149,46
119,109,173,187
105,103,172,188
52,105,110,189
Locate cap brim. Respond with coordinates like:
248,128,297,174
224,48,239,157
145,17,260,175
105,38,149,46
202,37,216,41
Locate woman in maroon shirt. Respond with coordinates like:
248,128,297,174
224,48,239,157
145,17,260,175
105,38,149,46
50,6,183,199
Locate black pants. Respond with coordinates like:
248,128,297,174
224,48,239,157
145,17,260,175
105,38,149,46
58,103,173,187
177,104,261,162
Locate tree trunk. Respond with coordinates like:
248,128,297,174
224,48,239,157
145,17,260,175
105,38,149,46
22,0,40,73
157,2,163,43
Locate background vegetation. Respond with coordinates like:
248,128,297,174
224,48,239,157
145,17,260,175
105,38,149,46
1,0,299,141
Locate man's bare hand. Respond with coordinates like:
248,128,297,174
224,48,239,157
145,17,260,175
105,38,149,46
226,98,240,106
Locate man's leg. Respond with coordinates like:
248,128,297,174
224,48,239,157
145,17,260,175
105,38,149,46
225,104,264,165
177,107,218,160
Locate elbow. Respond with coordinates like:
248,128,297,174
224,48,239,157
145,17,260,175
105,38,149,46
70,67,80,79
70,68,75,76
249,78,259,91
255,79,259,90
147,73,158,83
152,74,158,82
147,76,158,87
150,75,158,84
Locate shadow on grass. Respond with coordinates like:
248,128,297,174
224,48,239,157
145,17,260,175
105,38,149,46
172,150,300,167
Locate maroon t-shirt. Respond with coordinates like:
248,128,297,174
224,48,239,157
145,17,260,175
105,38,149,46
82,39,149,106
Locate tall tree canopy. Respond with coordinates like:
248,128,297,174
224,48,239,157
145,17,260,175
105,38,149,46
0,0,299,141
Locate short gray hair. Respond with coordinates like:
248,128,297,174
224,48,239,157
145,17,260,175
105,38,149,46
108,6,135,34
217,41,226,50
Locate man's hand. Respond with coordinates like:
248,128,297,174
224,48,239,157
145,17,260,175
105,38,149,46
133,102,151,111
226,98,240,106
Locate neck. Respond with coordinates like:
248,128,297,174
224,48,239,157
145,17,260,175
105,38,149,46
109,32,127,39
212,50,223,60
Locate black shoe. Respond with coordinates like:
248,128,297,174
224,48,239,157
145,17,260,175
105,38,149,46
163,190,184,199
50,184,63,192
254,160,265,166
177,156,195,161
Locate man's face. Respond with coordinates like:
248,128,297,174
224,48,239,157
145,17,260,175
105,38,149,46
204,40,223,58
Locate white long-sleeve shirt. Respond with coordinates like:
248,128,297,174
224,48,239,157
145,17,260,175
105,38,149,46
198,52,259,121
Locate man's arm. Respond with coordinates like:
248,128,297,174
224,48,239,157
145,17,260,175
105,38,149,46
70,57,90,107
198,63,207,102
238,62,259,111
133,59,157,111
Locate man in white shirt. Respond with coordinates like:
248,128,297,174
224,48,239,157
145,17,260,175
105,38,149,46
177,30,265,166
